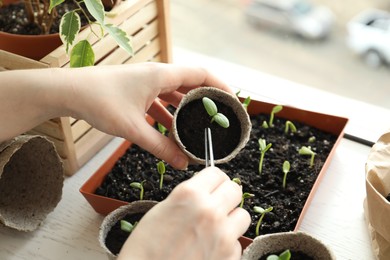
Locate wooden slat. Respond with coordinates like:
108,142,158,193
0,50,49,70
75,128,114,167
125,38,160,64
155,0,172,63
31,120,65,140
71,120,92,142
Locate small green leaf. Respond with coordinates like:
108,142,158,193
213,113,230,128
157,161,165,175
279,249,291,260
130,182,142,189
49,0,64,13
157,123,167,135
120,220,134,233
232,178,241,185
60,11,81,53
283,161,290,174
266,256,280,260
299,146,314,155
272,105,283,114
254,206,273,214
259,139,272,152
262,121,269,128
70,40,95,68
243,96,251,110
243,193,255,199
103,24,133,55
202,97,218,117
84,0,105,24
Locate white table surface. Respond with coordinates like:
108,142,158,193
1,47,389,260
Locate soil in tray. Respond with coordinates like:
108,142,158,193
260,250,314,260
95,114,337,239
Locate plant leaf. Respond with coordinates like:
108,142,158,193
120,220,134,233
213,113,230,128
279,249,291,260
157,161,165,175
103,24,133,55
202,97,218,117
49,0,65,13
299,146,314,155
84,0,105,24
70,40,95,67
272,105,283,114
60,11,81,53
266,256,280,260
130,182,142,189
283,160,290,174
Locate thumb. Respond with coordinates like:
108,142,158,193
132,120,189,170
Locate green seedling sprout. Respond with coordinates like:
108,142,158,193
258,138,272,174
232,177,241,185
308,136,316,143
282,160,290,189
242,96,251,111
299,146,316,168
284,120,297,134
240,192,254,208
202,97,230,128
267,249,291,260
157,123,167,135
262,121,269,128
130,181,145,200
269,105,283,127
157,161,166,190
254,206,273,236
120,220,138,233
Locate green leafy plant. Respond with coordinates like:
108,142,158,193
157,123,167,135
242,96,251,111
157,161,166,190
262,120,269,128
284,120,297,134
120,220,138,233
254,206,273,236
282,160,290,189
269,105,283,127
299,146,316,168
232,177,241,185
240,192,254,208
130,181,145,200
267,249,291,260
202,97,230,128
258,138,272,174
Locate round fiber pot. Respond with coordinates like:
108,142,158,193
0,135,64,231
172,87,252,165
99,200,158,259
241,231,335,260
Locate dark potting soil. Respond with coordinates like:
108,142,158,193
95,113,337,239
176,99,241,160
0,1,89,35
105,212,145,256
259,250,314,260
386,193,390,202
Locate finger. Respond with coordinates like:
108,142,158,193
211,179,243,213
185,167,230,193
158,91,184,108
147,100,173,130
226,207,251,239
157,65,234,95
130,119,189,170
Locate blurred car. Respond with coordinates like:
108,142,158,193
346,9,390,68
244,0,334,40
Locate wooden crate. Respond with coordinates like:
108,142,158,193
0,0,172,175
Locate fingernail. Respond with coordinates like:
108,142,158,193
172,154,188,170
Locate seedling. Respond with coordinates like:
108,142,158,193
157,123,167,135
130,181,145,200
254,206,273,236
157,161,166,190
267,249,291,260
202,97,230,128
120,220,138,233
299,146,316,168
242,96,251,111
284,120,297,134
258,138,272,174
269,105,283,127
262,121,269,128
240,192,255,208
282,160,290,189
232,177,241,185
308,136,316,143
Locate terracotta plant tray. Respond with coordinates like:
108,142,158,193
80,98,348,248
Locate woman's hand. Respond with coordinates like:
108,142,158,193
118,167,251,260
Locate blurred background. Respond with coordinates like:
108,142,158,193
170,0,390,109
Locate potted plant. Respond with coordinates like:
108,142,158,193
241,231,336,260
171,87,252,165
80,96,348,248
0,0,132,65
99,200,158,259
